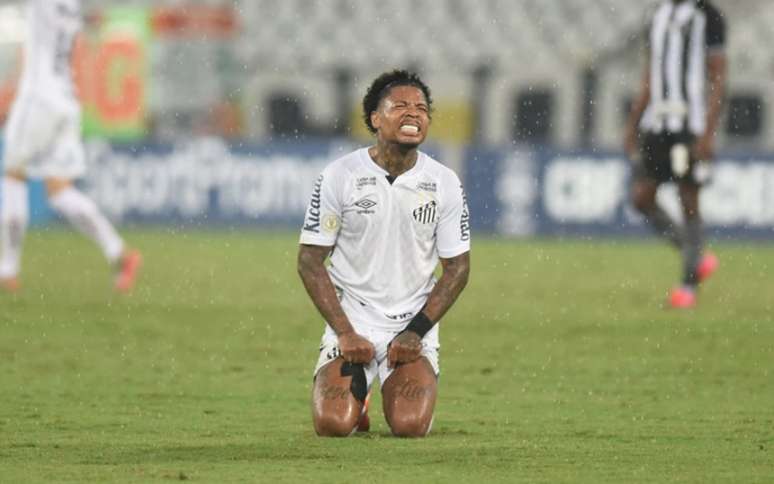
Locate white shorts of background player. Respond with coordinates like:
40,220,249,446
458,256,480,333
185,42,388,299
3,95,85,180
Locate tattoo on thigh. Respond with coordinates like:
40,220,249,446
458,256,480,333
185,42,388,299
396,378,433,401
319,384,350,401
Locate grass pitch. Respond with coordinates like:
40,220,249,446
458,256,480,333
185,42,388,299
1,229,773,483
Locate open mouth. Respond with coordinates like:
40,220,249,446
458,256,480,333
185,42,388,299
400,124,419,135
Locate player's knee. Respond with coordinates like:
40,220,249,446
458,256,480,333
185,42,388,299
313,412,358,437
387,413,431,438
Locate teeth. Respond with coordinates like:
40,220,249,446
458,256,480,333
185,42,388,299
400,125,419,135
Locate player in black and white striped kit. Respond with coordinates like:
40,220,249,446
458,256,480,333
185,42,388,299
624,0,727,308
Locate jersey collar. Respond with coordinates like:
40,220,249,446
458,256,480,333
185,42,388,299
358,148,426,182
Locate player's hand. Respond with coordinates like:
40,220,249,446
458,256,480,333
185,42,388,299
337,331,375,364
692,133,715,162
387,331,423,368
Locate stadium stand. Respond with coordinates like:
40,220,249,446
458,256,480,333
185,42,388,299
238,0,648,72
232,0,773,149
0,0,772,149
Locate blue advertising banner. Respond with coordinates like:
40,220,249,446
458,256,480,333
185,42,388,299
466,146,774,240
3,138,773,239
78,138,447,227
80,138,355,226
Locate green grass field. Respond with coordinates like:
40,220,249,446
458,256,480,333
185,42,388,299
2,229,773,483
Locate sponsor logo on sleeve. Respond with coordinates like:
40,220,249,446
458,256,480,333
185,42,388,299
303,175,323,233
413,200,438,224
460,185,470,241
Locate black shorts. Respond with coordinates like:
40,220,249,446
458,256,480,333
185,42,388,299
635,131,700,185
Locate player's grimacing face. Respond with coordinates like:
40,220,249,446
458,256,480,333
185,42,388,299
371,85,430,146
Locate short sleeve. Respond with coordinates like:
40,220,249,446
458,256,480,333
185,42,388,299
705,6,726,50
299,166,342,246
436,173,471,259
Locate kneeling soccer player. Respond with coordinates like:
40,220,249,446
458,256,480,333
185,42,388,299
297,70,470,437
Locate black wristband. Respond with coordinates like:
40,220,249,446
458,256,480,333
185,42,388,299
402,312,435,339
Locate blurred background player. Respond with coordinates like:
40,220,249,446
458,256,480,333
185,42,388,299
0,0,140,293
624,0,726,308
298,70,470,437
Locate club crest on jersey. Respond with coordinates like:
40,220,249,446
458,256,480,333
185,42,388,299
413,200,438,224
354,197,377,214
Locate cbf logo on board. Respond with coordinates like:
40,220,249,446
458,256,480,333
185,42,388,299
413,200,437,224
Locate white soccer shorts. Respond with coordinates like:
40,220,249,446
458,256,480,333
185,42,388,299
313,290,440,390
3,95,86,179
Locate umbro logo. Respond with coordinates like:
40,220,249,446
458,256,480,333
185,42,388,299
355,197,377,214
354,198,377,210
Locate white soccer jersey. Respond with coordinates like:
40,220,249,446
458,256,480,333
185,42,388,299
300,148,470,329
16,0,82,112
2,0,85,178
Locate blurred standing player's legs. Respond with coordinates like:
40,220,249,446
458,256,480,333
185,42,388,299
624,0,726,308
0,0,140,293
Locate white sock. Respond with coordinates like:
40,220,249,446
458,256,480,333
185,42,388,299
0,177,29,279
49,187,125,263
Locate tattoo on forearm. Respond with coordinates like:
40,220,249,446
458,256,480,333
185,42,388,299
426,255,469,321
319,384,350,401
298,246,352,334
435,273,464,306
396,378,433,401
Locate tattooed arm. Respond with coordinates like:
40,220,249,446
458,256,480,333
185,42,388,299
387,251,470,367
423,251,471,323
298,244,374,363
